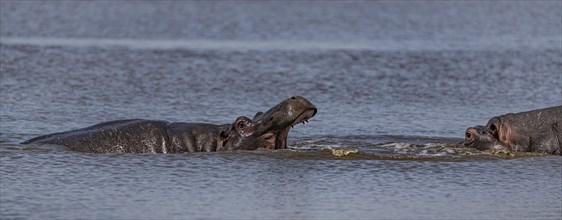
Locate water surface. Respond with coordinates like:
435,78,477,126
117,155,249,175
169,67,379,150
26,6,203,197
1,2,561,219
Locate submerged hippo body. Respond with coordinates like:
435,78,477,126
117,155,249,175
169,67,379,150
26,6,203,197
22,96,317,153
464,106,562,155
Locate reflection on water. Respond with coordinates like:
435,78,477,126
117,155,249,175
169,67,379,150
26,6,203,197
2,36,559,51
1,141,561,219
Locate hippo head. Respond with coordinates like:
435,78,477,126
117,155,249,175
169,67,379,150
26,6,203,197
221,96,317,150
464,116,518,151
464,125,502,151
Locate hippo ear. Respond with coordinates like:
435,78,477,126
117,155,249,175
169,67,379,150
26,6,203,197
219,128,231,141
234,116,254,137
218,125,239,149
485,117,501,139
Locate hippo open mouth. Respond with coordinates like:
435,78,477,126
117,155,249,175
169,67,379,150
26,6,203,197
250,96,317,150
262,108,317,149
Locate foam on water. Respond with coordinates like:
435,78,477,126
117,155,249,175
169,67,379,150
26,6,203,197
288,137,547,161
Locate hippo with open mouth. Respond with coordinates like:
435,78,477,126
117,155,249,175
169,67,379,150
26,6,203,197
464,106,561,155
22,96,317,153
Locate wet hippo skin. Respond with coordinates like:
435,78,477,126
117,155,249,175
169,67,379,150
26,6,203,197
22,96,317,153
464,106,561,155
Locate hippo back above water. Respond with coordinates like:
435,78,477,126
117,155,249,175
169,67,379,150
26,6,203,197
464,106,561,155
22,96,317,153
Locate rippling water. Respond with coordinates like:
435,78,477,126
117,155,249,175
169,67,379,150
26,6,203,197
1,2,561,219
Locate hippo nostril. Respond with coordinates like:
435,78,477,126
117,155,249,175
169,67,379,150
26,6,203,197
466,132,472,139
290,96,297,99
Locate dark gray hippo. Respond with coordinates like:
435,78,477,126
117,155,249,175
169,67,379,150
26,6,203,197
22,96,317,153
464,106,561,155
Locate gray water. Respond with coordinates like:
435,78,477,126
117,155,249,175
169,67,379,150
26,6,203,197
1,2,561,219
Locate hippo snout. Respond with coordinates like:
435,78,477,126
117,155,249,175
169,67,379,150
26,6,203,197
291,96,317,112
463,125,500,150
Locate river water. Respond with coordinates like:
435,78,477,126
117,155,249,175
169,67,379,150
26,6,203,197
1,2,561,219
